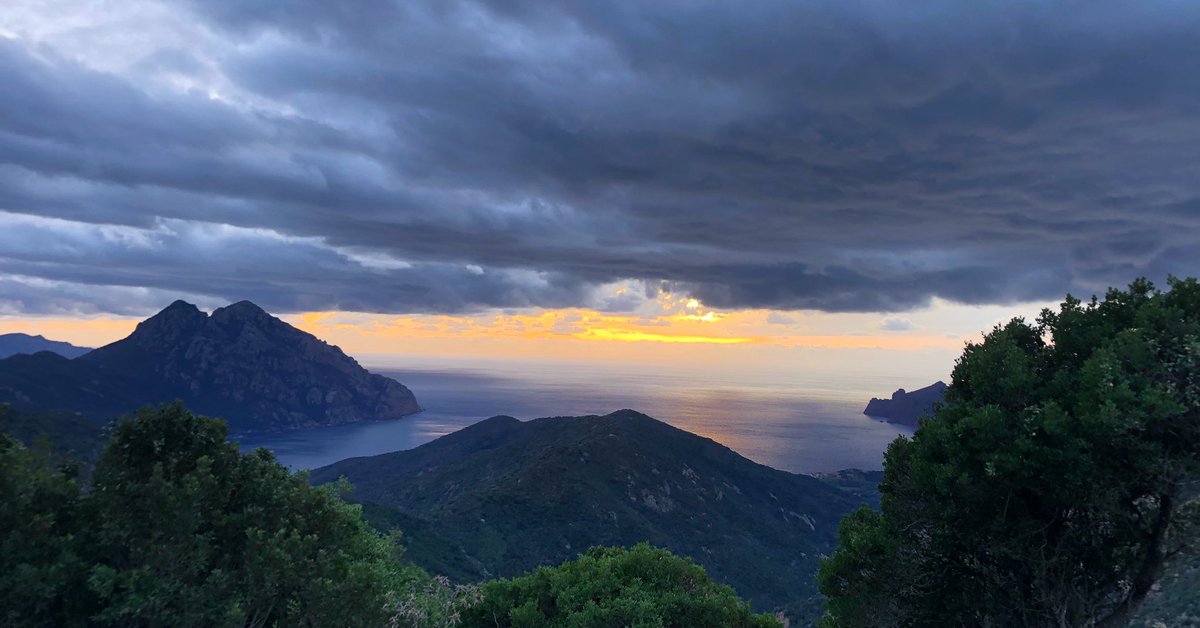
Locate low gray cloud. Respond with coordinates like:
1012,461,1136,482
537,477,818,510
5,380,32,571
766,313,798,326
879,318,917,332
1,1,1198,315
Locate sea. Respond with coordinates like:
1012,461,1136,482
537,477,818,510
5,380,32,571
237,355,939,475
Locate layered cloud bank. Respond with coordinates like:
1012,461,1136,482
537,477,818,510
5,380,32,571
1,1,1198,316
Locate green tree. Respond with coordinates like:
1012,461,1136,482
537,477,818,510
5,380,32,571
462,543,778,627
819,278,1200,626
2,402,404,627
0,431,92,626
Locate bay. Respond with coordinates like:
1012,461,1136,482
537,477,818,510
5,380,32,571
237,357,921,474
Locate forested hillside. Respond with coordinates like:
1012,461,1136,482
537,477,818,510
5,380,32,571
313,409,864,615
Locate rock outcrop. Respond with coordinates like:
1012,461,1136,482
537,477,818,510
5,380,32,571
863,381,948,427
0,300,420,432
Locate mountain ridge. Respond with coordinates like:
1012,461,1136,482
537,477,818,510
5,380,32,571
0,333,92,359
0,300,420,432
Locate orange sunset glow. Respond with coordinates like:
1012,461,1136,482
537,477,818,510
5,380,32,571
0,293,1052,375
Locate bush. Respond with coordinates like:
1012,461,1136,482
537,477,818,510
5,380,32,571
463,543,778,627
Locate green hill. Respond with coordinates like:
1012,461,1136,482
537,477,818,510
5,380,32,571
312,409,865,615
0,404,106,465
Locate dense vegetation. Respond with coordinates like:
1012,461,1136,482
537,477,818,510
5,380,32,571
820,279,1200,626
0,403,773,627
2,402,402,626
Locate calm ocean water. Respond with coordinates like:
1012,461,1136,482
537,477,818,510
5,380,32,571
237,358,925,475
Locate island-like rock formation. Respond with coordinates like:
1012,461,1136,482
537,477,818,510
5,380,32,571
0,333,92,359
0,300,420,432
863,381,948,427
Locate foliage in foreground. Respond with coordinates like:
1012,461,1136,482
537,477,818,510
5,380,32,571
2,401,401,627
819,278,1200,627
1,402,772,627
463,544,778,627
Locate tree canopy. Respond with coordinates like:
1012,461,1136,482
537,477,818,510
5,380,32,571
2,402,401,627
819,278,1200,626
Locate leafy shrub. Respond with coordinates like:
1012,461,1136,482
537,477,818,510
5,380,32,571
463,543,778,627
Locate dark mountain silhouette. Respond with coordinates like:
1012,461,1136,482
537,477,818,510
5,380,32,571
311,409,867,615
0,300,419,432
863,380,948,426
0,333,91,359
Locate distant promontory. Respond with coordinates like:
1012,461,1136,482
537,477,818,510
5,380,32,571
0,333,92,359
863,381,948,427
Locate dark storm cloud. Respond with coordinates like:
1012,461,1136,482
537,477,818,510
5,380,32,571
0,215,594,315
1,0,1199,315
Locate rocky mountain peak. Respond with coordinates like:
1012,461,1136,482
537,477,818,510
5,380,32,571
211,300,273,324
126,300,207,346
3,300,420,432
207,300,291,345
157,299,204,318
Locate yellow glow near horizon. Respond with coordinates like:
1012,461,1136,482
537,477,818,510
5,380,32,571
575,327,758,344
292,308,760,347
0,307,958,358
0,317,140,348
0,297,1056,376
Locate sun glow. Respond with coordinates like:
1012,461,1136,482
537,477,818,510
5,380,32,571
575,328,757,344
0,297,1056,374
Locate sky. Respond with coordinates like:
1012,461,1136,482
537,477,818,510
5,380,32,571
1,1,1197,378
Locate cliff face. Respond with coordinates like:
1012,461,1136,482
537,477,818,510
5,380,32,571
863,381,948,427
0,300,420,432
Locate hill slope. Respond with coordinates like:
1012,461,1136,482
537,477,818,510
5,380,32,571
0,301,419,432
0,333,91,359
0,404,106,465
312,410,863,614
863,380,947,426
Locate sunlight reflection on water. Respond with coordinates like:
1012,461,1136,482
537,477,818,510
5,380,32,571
237,362,917,475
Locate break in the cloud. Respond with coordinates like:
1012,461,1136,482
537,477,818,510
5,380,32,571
1,0,1199,316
